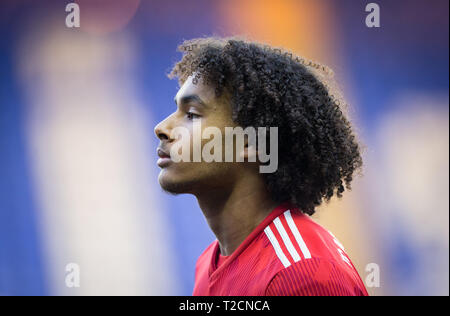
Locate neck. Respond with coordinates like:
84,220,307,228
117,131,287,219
195,172,278,256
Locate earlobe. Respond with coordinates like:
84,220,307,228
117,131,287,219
239,145,258,162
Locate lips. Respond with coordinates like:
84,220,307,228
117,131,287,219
157,147,172,167
157,148,170,159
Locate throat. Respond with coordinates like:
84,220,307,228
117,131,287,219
196,182,278,256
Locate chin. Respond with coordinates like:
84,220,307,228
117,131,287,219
158,170,192,194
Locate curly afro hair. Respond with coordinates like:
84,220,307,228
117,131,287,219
168,37,363,216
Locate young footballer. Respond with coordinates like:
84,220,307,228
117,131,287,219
155,37,368,296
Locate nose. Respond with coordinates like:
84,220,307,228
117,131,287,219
154,116,171,141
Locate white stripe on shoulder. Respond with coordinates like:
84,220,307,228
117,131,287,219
273,216,301,263
264,226,291,268
284,210,311,259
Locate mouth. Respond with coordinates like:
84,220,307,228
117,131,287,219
157,147,172,168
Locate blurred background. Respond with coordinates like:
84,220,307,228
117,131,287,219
0,0,448,296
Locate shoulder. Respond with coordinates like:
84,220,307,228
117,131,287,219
260,209,368,295
265,257,368,296
261,208,339,266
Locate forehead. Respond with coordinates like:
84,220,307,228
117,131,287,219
175,75,217,105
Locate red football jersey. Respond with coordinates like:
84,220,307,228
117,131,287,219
193,202,368,296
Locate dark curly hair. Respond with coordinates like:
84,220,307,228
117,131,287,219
168,37,363,216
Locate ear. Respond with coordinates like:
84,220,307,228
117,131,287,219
238,136,258,162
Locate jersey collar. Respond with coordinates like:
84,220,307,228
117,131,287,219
208,201,295,280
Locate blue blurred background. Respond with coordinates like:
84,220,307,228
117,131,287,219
0,0,448,295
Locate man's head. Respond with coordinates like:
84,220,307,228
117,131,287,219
155,37,362,215
155,74,252,195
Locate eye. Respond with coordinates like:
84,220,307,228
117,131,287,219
186,111,201,120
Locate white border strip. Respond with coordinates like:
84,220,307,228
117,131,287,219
264,226,291,268
273,217,301,263
284,210,311,259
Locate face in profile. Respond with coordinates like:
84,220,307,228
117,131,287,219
154,75,247,195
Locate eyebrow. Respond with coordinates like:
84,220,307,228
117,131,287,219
174,94,208,108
